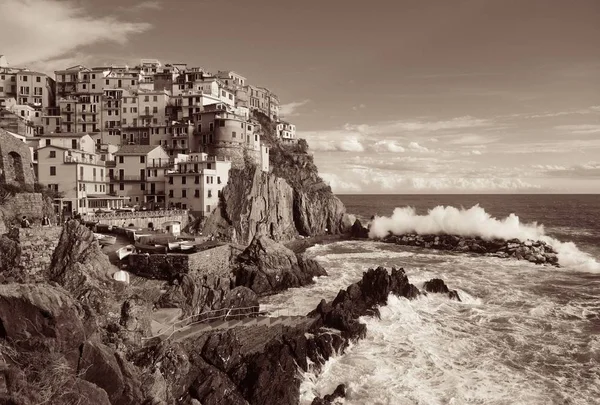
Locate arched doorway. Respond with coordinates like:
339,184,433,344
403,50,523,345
6,151,25,183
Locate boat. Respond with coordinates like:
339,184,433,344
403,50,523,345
95,223,113,233
98,235,116,246
134,233,151,242
112,270,130,284
135,243,168,254
179,242,195,251
117,245,135,260
168,241,181,251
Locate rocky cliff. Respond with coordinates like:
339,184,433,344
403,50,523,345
202,116,351,246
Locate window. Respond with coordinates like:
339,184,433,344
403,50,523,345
152,106,158,113
144,96,149,102
198,124,202,132
140,156,145,164
120,183,124,190
228,94,233,100
217,176,221,184
45,139,50,146
0,87,3,92
50,166,56,176
232,131,236,138
119,156,124,164
169,190,173,198
49,150,56,158
153,118,158,124
153,96,157,102
106,80,110,85
123,107,127,113
194,189,200,198
182,177,186,185
131,80,135,85
209,123,214,131
122,118,127,124
22,76,28,82
206,177,210,184
168,176,173,185
182,190,186,198
206,205,211,212
141,183,145,191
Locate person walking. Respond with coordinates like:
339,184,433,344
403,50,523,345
41,215,50,227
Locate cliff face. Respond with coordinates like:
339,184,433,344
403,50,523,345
203,165,298,245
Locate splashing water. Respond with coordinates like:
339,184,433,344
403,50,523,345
368,205,600,272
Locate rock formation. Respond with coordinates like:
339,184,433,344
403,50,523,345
235,234,327,296
350,218,369,239
382,233,559,266
311,384,346,405
423,278,461,301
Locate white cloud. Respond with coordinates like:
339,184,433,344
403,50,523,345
279,99,310,117
407,142,431,153
344,115,490,135
127,1,162,11
373,140,406,153
554,124,600,135
352,103,366,111
0,0,151,69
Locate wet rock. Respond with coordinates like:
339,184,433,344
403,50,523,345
189,361,249,405
382,233,560,267
350,219,369,239
311,383,347,405
423,278,461,301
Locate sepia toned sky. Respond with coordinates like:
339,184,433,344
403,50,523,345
1,0,599,193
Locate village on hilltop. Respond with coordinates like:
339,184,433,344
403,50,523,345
0,55,298,218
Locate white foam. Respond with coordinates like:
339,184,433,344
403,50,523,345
368,205,600,273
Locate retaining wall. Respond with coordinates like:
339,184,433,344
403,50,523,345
82,210,189,229
0,226,62,278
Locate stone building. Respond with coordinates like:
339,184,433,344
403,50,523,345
0,129,35,186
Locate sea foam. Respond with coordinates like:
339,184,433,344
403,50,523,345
368,205,600,272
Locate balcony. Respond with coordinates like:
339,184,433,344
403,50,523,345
143,190,165,195
147,160,173,168
64,156,100,165
105,160,116,167
110,175,145,182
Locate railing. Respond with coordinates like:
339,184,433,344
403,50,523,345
147,161,173,168
82,209,187,220
143,190,165,195
110,175,144,181
144,305,294,341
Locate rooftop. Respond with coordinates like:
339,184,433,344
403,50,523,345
115,145,162,156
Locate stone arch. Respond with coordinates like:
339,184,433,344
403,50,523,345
6,151,25,183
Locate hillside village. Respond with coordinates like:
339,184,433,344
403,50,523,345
0,55,298,218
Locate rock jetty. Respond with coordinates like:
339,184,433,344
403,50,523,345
382,233,559,266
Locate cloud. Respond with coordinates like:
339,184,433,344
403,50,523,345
373,140,405,153
554,124,600,135
322,165,543,194
0,0,150,70
344,116,490,135
126,1,162,11
310,136,365,152
279,99,310,117
537,162,600,178
407,142,431,153
526,106,600,119
352,104,366,111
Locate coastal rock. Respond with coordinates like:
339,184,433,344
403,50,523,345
189,361,249,405
119,295,153,345
46,220,124,318
0,283,86,351
203,166,298,245
350,219,369,239
235,235,327,295
293,189,348,237
311,384,347,405
423,278,461,301
382,233,560,267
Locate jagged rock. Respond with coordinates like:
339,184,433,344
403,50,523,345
235,235,327,296
293,189,348,237
189,361,249,405
46,220,125,319
120,295,153,345
0,283,86,351
350,219,369,239
201,331,243,372
203,166,298,245
66,379,112,405
311,383,347,405
79,340,144,405
0,233,20,281
221,286,259,314
423,278,461,301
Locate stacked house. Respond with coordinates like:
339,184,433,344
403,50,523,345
0,57,298,217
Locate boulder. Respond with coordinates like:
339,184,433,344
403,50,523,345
311,383,347,405
350,219,369,239
423,278,461,301
0,283,86,351
235,235,327,296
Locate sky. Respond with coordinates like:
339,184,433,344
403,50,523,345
1,0,599,193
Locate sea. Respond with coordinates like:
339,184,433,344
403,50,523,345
261,194,600,405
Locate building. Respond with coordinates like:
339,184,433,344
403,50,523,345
110,145,171,208
165,153,231,216
276,121,297,143
36,132,123,214
0,128,35,186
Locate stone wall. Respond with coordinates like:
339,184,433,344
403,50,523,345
0,128,35,186
0,226,62,278
0,193,55,234
81,210,189,229
127,244,232,281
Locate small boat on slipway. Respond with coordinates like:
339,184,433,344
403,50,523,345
117,245,135,261
168,241,196,252
93,233,116,246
